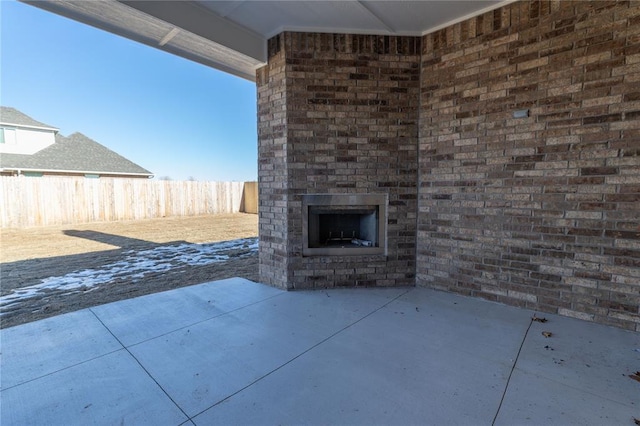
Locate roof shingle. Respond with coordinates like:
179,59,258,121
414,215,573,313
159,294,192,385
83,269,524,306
0,107,58,130
28,133,153,175
0,108,152,177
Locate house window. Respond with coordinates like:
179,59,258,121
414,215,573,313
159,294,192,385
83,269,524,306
23,172,43,177
84,174,100,179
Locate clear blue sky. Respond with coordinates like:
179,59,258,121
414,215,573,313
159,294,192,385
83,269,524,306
1,0,258,181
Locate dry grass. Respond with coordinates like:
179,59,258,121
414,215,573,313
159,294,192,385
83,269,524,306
1,213,258,263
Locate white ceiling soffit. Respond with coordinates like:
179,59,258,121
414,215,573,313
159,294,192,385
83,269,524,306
199,0,507,39
23,1,513,82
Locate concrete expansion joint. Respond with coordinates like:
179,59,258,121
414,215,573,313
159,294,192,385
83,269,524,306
491,314,535,425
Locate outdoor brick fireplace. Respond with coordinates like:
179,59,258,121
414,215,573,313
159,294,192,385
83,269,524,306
256,2,640,331
257,32,419,290
303,193,387,257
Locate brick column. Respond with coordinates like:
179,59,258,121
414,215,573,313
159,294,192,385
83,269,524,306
257,32,420,289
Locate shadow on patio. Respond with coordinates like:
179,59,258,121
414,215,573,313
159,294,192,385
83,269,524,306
1,278,638,425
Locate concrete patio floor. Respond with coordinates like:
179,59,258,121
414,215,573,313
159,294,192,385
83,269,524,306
1,277,638,425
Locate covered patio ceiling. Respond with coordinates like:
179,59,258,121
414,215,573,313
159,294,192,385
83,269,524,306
24,0,512,81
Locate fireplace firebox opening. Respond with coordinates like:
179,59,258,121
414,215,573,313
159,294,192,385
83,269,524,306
302,194,387,256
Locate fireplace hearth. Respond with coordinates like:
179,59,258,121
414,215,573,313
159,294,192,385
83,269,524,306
302,194,387,256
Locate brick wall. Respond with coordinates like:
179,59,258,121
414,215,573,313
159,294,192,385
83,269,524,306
418,1,640,331
257,38,289,288
257,32,420,289
257,0,639,330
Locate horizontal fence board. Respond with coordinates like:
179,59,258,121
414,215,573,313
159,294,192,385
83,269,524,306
0,177,257,228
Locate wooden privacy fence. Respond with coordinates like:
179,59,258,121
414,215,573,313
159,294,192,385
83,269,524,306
0,177,258,228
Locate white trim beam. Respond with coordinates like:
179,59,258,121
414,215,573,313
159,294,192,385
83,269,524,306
119,1,266,62
159,27,180,47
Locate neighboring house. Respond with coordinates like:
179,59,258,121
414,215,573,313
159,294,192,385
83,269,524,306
0,107,153,178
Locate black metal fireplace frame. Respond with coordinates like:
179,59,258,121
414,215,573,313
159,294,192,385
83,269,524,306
302,193,388,257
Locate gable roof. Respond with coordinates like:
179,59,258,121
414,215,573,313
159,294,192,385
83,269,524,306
0,106,59,131
0,108,153,177
0,132,153,176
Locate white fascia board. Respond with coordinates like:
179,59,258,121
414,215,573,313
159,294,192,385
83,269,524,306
0,122,59,132
119,0,267,63
3,167,153,177
159,43,260,82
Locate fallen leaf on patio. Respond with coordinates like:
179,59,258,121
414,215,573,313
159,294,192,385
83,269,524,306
542,331,552,338
629,371,640,383
634,418,640,425
532,315,547,323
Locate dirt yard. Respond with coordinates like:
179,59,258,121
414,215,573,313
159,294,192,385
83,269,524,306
0,214,259,329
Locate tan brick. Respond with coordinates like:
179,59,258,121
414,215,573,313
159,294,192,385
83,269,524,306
508,290,538,302
558,308,595,322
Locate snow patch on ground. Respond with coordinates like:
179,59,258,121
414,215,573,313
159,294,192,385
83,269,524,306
0,238,258,313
